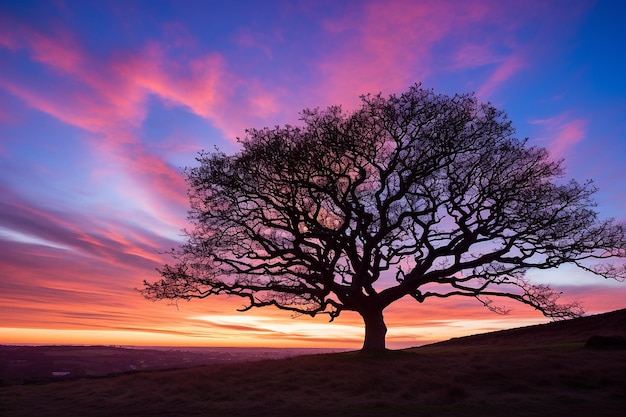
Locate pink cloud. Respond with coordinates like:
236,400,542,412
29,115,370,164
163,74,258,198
309,0,593,111
476,54,526,99
530,114,587,159
557,284,626,315
0,21,276,237
317,1,455,105
0,178,181,277
27,30,83,74
552,119,587,156
311,0,537,108
117,43,224,116
1,18,282,141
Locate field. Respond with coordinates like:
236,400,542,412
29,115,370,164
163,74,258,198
0,345,337,386
1,309,625,417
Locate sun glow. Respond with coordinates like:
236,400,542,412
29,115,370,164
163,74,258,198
192,314,363,338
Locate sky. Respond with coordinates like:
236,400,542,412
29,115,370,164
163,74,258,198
1,0,625,350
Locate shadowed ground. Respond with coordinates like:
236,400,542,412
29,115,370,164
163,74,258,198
1,309,625,417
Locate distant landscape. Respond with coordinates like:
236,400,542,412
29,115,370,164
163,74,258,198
0,345,343,386
1,309,625,417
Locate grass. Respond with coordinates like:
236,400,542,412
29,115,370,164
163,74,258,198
2,309,626,416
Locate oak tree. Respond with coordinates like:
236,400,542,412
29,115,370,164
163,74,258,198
143,84,626,352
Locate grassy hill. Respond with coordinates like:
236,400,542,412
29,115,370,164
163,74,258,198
1,309,625,417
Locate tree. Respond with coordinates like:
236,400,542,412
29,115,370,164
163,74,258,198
143,84,626,352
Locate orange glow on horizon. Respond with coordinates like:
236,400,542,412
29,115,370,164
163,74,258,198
0,327,361,349
6,288,625,349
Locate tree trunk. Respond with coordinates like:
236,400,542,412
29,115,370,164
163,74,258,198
360,307,387,353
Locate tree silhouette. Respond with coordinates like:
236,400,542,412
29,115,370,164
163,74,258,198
143,84,626,352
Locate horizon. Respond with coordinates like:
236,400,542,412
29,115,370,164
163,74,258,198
1,0,625,349
0,343,350,351
5,306,623,351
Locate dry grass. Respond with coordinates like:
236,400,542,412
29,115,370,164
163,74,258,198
2,310,626,417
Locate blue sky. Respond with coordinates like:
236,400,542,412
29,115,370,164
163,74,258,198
0,0,624,348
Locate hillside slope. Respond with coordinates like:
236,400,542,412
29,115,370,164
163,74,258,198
419,308,626,349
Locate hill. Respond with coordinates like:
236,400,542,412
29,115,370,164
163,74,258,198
418,307,626,349
1,309,625,417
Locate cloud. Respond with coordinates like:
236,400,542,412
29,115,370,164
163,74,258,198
0,22,205,240
191,314,366,346
530,113,587,159
553,284,626,315
476,54,526,99
0,182,178,280
0,23,286,251
308,0,546,109
0,15,278,147
316,0,457,105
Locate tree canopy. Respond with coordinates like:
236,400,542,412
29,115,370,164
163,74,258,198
143,84,626,352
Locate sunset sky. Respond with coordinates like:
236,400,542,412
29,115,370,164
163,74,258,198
1,0,625,349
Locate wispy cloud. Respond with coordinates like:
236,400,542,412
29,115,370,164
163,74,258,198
477,54,526,99
306,0,553,109
317,0,459,105
530,113,588,159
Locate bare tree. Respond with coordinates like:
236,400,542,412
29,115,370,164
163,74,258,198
143,84,626,352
